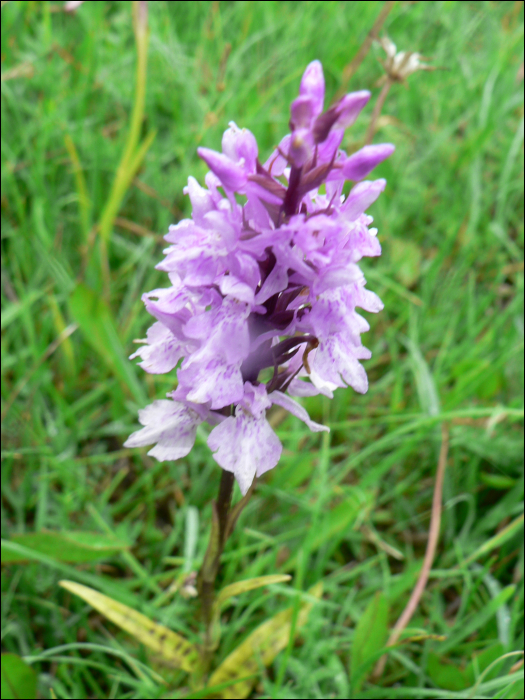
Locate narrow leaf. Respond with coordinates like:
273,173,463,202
1,653,37,700
98,130,157,245
285,491,372,571
217,575,292,607
207,582,322,699
401,335,440,416
1,288,48,331
427,652,470,691
64,133,91,241
438,584,516,654
68,283,147,405
351,591,389,691
462,514,524,567
1,539,145,610
59,580,199,673
48,295,76,377
2,531,128,564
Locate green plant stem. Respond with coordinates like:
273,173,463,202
216,470,236,547
197,470,236,674
196,471,257,678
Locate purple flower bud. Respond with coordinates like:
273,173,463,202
197,147,247,191
290,95,316,130
313,91,370,145
221,122,258,174
335,90,371,128
342,144,395,181
299,60,325,117
343,179,386,220
288,128,314,167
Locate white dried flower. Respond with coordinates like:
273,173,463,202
379,36,434,82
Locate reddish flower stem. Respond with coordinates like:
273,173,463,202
372,423,449,680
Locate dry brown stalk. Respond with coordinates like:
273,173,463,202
336,1,396,98
372,423,450,680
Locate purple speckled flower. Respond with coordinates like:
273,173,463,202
125,61,394,494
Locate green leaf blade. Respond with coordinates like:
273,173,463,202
1,653,37,700
351,591,389,692
2,531,129,564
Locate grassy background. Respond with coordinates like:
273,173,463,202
1,1,524,698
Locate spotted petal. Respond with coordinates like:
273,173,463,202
124,400,203,461
208,411,282,495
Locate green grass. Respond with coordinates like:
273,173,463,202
1,1,524,698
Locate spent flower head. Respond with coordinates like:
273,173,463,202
378,36,434,83
125,61,394,494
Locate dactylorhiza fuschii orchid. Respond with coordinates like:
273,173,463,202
124,61,394,495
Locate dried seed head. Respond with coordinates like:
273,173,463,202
379,36,435,83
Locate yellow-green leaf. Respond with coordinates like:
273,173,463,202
207,582,323,699
217,575,292,607
59,580,199,673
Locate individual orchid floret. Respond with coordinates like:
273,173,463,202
312,90,370,145
342,144,395,181
125,60,394,496
342,179,387,221
125,399,207,462
207,383,281,496
221,122,258,172
207,384,328,495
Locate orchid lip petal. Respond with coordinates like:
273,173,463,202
207,411,282,495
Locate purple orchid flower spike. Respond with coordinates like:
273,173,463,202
125,61,394,495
